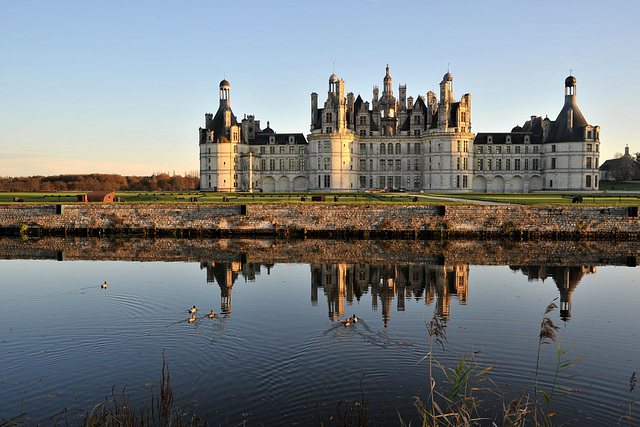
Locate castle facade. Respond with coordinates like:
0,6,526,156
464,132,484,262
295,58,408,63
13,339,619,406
199,67,600,193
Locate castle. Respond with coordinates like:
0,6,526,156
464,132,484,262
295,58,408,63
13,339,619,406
199,66,600,193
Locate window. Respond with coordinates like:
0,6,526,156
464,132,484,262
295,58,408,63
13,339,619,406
380,143,386,155
586,175,592,187
533,159,539,170
533,146,539,154
463,158,468,170
456,175,460,188
586,157,592,168
552,145,556,153
457,141,461,152
463,175,468,188
506,146,511,154
324,175,331,188
299,159,306,170
261,159,266,170
549,179,553,188
324,141,331,152
269,159,275,171
477,159,483,170
325,127,332,134
477,146,484,154
514,159,521,170
414,159,421,171
515,146,521,154
360,143,366,154
396,143,401,154
326,113,332,123
487,146,492,154
280,146,285,154
360,129,367,136
359,159,366,171
270,146,275,154
299,146,306,154
524,159,529,170
279,159,285,170
414,175,421,188
487,159,491,171
407,159,411,171
289,159,295,170
587,144,593,152
388,143,394,155
496,146,501,154
380,159,386,171
387,159,394,171
359,116,367,126
456,157,460,170
506,159,511,170
359,175,366,188
324,157,330,170
259,146,265,154
415,143,422,154
525,146,529,154
414,129,421,136
289,146,295,154
463,141,468,152
551,158,556,169
369,159,373,170
318,141,323,153
395,159,401,171
496,158,502,170
378,176,385,188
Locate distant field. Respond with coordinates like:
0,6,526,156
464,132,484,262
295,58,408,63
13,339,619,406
1,188,638,206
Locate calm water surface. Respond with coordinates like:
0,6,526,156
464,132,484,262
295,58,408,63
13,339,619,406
1,243,639,425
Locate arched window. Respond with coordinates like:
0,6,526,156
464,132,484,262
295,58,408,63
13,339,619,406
380,143,386,155
396,143,401,155
388,143,394,155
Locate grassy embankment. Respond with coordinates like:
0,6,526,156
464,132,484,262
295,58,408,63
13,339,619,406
1,184,640,206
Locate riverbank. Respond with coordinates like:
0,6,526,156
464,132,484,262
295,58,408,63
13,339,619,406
0,203,638,239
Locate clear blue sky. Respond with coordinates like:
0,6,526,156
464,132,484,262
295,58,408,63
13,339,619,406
2,0,638,177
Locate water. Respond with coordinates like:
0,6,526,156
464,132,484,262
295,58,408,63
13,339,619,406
0,238,639,425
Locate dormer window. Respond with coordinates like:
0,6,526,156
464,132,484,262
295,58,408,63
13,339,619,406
505,136,511,144
269,136,275,144
288,136,295,144
488,136,493,144
524,135,530,143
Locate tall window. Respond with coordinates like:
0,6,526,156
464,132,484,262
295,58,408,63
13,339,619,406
586,157,592,168
395,159,401,171
289,159,295,171
396,143,401,154
551,158,556,169
324,157,330,170
380,143,386,155
514,159,521,170
279,159,285,170
269,159,275,171
380,159,386,171
496,158,502,170
388,143,394,155
324,175,331,188
586,175,592,187
298,159,306,170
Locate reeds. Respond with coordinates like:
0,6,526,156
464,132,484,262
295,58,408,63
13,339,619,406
81,352,204,426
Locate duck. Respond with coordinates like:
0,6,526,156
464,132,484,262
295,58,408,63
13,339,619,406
208,310,215,318
352,314,358,323
188,314,196,323
343,317,352,327
189,306,196,314
101,282,107,289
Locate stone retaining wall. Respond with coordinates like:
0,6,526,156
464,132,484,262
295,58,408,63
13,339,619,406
0,204,638,239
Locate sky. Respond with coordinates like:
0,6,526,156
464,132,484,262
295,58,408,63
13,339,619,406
2,0,639,177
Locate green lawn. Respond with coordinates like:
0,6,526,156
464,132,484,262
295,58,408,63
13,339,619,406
1,189,638,206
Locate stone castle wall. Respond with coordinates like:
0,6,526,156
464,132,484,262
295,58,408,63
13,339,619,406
0,203,637,239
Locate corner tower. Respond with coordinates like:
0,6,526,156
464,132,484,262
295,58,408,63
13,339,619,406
199,78,244,191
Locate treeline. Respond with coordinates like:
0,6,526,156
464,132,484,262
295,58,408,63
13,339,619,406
0,173,200,192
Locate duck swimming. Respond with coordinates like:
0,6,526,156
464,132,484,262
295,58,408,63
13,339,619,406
208,310,215,318
188,314,196,323
101,282,107,289
352,314,358,323
189,306,196,314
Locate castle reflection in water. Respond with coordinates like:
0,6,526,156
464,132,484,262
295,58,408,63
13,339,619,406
200,260,595,324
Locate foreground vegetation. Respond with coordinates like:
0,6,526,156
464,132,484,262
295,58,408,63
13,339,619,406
3,302,637,426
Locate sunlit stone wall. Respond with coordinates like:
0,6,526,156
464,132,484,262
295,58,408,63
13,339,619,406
0,204,637,238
